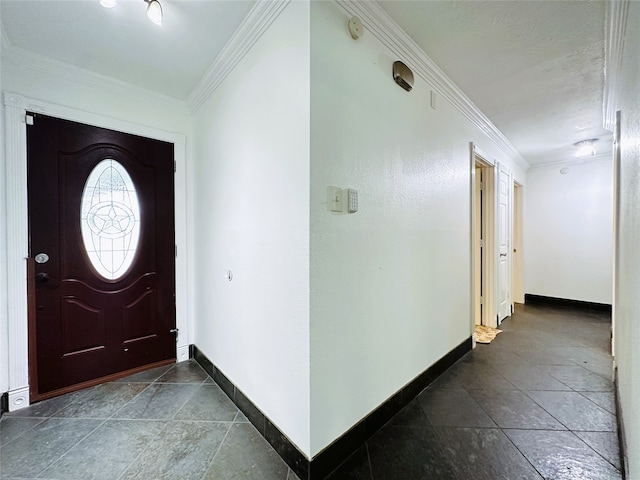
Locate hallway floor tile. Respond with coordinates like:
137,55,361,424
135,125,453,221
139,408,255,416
0,304,622,479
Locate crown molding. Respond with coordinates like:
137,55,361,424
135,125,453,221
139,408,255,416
0,43,186,109
603,0,630,132
186,0,290,113
335,0,529,171
527,152,612,170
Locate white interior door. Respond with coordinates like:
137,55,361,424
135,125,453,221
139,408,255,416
497,163,512,322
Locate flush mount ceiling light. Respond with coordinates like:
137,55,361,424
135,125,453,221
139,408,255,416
99,0,163,26
574,138,598,157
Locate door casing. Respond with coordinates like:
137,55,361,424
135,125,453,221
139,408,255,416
26,113,177,401
2,91,190,411
470,143,497,335
496,162,513,323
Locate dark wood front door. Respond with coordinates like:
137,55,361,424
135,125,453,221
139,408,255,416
27,113,176,400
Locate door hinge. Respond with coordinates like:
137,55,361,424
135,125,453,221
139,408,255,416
175,245,177,258
174,161,177,173
479,239,484,248
25,114,35,126
480,181,485,191
479,296,484,305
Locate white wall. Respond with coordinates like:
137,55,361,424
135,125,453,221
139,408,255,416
190,2,311,456
309,0,525,456
524,157,613,304
614,2,640,477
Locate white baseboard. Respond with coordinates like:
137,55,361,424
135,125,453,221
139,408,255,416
177,345,190,363
9,386,29,411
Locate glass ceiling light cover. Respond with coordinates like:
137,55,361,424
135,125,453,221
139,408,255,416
99,0,163,26
146,0,163,25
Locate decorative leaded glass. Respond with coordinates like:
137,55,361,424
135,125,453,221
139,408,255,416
80,159,140,280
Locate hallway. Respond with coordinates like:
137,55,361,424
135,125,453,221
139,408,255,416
0,304,622,479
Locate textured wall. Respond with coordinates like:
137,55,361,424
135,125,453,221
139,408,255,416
309,1,525,456
190,2,311,456
614,2,640,477
524,158,613,304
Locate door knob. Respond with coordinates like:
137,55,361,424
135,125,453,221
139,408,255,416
35,272,50,283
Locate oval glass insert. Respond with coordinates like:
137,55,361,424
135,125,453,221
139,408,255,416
80,159,140,280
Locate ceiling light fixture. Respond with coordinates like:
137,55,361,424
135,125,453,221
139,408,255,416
145,0,163,26
574,138,598,157
99,0,162,26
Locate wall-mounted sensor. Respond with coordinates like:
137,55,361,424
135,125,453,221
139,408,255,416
348,16,364,39
393,61,414,92
346,189,358,213
327,186,358,214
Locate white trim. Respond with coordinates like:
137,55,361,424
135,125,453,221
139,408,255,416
473,144,495,167
4,95,29,409
186,0,290,113
336,0,529,172
495,162,513,325
472,144,497,330
526,152,612,170
8,387,29,412
177,345,190,364
603,0,630,132
2,92,190,408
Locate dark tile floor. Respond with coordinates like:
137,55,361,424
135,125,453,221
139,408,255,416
0,303,622,479
324,305,622,480
0,362,300,480
327,303,623,480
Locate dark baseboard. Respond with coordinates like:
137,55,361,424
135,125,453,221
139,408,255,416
192,336,472,480
1,392,8,416
192,346,309,478
524,294,612,313
614,368,629,479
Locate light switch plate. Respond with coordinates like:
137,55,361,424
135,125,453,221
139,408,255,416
328,186,343,212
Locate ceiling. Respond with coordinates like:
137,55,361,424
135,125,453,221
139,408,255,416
1,0,613,166
378,0,612,166
0,0,255,100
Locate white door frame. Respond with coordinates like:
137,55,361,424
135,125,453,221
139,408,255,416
512,181,524,305
612,110,621,356
470,143,497,336
1,92,190,411
496,162,513,324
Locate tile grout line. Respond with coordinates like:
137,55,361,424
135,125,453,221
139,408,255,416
38,380,157,479
569,429,624,473
499,427,557,480
35,417,110,479
365,441,374,480
196,420,234,480
0,416,47,448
